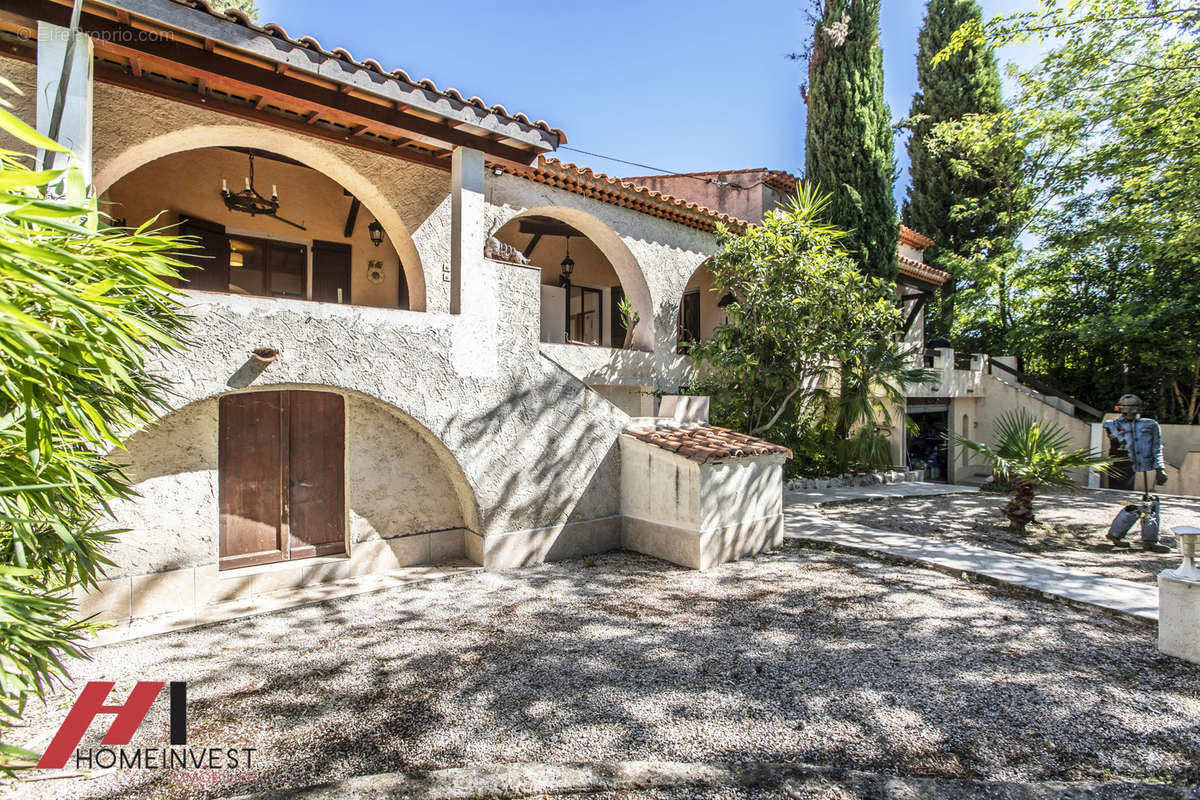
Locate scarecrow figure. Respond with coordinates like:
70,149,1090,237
1103,394,1169,550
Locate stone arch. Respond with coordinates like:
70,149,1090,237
492,206,654,351
93,125,428,312
116,383,481,538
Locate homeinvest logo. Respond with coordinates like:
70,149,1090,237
38,681,256,772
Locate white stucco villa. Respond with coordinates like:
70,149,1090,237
7,0,1085,625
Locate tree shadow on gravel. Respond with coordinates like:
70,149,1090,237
14,543,1200,800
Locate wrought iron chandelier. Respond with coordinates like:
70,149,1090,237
220,151,306,230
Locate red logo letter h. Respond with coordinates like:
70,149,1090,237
38,681,164,769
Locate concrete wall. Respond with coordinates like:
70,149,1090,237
620,436,784,570
623,171,771,225
957,377,1093,486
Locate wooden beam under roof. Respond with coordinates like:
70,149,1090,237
0,0,544,165
76,56,453,172
518,218,583,238
343,196,361,238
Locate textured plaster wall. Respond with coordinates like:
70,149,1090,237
104,390,470,577
134,259,626,542
0,57,36,152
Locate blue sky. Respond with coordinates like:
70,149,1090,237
256,0,1040,202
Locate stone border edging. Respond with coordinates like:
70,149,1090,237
232,759,1199,799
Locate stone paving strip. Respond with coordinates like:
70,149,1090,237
86,561,481,647
783,506,1159,622
236,759,1200,800
783,480,980,508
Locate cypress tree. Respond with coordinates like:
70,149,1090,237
805,0,898,282
902,0,1007,339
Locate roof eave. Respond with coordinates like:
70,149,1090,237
86,0,562,153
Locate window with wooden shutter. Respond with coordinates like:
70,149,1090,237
218,391,346,570
312,240,352,304
678,290,701,352
178,217,230,292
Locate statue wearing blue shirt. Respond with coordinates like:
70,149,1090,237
1102,394,1168,487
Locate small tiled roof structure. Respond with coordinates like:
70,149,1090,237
625,424,792,463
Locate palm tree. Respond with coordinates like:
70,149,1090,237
826,338,936,470
946,409,1112,531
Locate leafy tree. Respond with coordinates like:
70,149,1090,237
930,0,1200,421
947,409,1111,530
902,0,1015,348
209,0,260,21
803,0,898,282
0,92,189,769
688,186,917,475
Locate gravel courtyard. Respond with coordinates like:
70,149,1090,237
8,543,1200,800
822,489,1200,583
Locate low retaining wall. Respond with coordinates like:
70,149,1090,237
787,470,925,491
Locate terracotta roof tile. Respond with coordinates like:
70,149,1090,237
167,0,566,143
624,424,792,463
761,170,802,194
900,225,936,249
899,254,952,287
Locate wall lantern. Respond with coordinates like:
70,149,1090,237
560,235,575,278
368,220,384,247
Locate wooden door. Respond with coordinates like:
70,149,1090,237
219,392,286,569
287,391,346,559
218,391,346,570
312,241,352,303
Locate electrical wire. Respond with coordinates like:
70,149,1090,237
557,145,763,190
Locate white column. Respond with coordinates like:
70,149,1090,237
1088,422,1103,489
449,146,485,315
36,21,94,195
1160,572,1200,664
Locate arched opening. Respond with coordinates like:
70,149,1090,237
491,207,653,351
678,260,733,352
95,127,426,311
105,386,481,579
